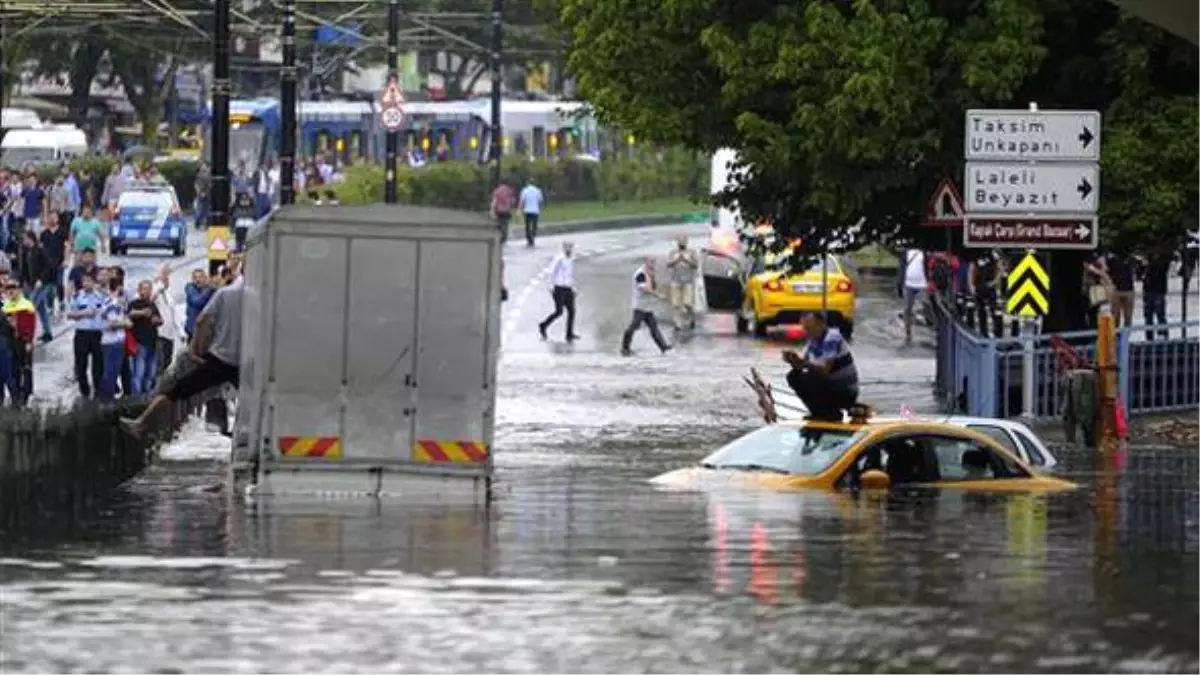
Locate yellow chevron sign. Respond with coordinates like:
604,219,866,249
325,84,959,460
1006,252,1050,317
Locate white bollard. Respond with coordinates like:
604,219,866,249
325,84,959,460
1021,317,1036,419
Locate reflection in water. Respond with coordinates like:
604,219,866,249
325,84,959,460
1,443,1197,673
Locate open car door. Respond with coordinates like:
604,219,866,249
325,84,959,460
700,248,747,311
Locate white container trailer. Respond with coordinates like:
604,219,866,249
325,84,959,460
237,204,501,500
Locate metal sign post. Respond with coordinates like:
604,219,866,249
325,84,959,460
209,0,231,277
489,0,504,191
382,0,402,205
280,0,296,206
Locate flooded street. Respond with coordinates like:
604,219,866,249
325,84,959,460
2,225,1196,673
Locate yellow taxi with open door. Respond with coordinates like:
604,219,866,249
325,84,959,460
701,224,858,339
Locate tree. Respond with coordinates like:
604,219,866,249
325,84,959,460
561,0,1044,258
107,39,181,144
30,29,107,124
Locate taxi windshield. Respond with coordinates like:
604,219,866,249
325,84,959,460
700,425,864,475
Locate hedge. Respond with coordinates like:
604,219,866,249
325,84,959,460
20,149,708,212
318,150,709,209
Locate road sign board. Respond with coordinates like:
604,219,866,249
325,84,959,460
379,78,405,132
965,109,1101,162
965,161,1098,214
206,226,230,262
964,215,1097,250
923,178,964,227
1006,253,1050,317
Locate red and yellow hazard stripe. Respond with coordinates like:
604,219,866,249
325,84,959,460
278,436,342,459
413,440,489,464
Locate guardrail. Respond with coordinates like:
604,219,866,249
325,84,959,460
934,299,1199,419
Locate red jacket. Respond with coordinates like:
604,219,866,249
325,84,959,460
4,297,36,342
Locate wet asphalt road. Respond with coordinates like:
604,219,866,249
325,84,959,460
2,225,1197,673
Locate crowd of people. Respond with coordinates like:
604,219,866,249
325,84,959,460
901,244,1194,341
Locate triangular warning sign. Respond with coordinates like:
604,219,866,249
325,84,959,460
210,237,227,253
927,179,964,220
381,79,403,106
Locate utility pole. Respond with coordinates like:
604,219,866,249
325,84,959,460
384,0,399,204
280,0,297,205
209,0,232,277
489,0,504,190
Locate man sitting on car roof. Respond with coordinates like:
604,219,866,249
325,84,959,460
781,312,859,422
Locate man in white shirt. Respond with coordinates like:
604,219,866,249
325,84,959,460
902,248,926,345
518,179,545,247
150,263,180,383
621,256,672,356
537,241,579,341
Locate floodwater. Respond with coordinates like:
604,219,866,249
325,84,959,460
2,435,1196,673
2,226,1197,672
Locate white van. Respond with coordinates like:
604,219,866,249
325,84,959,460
1,108,42,132
709,147,744,238
0,127,88,168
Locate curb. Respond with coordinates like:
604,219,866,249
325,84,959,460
537,212,701,237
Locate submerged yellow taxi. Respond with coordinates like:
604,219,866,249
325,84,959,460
652,418,1076,493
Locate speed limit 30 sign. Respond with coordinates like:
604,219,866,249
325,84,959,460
379,78,405,132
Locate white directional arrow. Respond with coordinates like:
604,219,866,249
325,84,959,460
1074,223,1091,240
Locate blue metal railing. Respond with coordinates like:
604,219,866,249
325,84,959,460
934,301,1199,419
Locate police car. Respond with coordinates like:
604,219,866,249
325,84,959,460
110,182,188,257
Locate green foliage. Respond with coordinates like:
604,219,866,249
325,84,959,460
326,154,705,208
561,0,1046,260
1100,96,1199,252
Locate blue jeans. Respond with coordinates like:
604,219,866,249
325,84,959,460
27,284,54,339
100,343,124,401
195,196,209,229
131,344,156,396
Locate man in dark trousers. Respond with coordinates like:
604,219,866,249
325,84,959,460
621,256,672,356
538,241,579,341
783,312,859,421
67,271,106,399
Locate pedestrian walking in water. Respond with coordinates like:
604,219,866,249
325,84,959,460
901,247,925,345
968,251,1003,338
67,270,105,399
621,256,672,356
537,241,578,341
127,279,162,396
97,277,129,402
3,281,36,405
184,268,214,342
151,263,179,381
490,179,515,244
665,234,698,330
518,178,544,247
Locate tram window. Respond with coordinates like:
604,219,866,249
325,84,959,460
349,131,363,157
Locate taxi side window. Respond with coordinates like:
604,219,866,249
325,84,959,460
924,435,1029,481
1015,433,1046,466
966,424,1020,457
